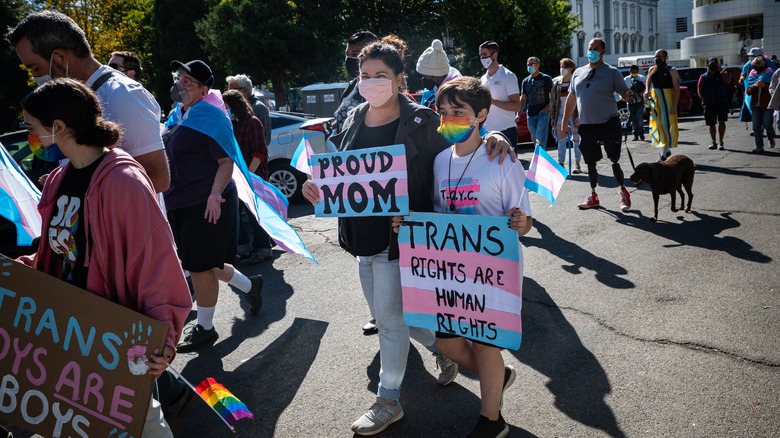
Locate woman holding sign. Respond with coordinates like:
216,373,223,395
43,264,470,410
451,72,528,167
20,78,192,437
302,42,514,436
429,77,532,437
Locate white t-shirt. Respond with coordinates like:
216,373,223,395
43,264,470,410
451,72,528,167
480,65,520,132
432,142,532,218
85,65,165,158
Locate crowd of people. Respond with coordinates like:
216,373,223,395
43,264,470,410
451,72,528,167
3,7,780,438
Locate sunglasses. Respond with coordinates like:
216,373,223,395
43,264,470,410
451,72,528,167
585,68,595,87
109,63,128,72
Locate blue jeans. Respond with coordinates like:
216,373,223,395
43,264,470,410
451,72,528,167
752,108,776,148
357,248,435,401
528,112,550,147
629,102,645,137
554,111,581,164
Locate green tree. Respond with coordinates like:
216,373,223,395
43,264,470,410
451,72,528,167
443,0,578,78
0,0,34,132
196,0,345,109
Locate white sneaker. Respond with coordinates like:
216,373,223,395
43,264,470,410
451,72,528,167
351,397,404,436
433,352,459,386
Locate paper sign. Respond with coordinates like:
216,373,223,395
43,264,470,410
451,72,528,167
0,255,168,437
306,95,316,103
311,144,409,217
323,94,335,103
399,212,523,350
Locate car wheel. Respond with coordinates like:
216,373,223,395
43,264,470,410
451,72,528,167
268,161,306,201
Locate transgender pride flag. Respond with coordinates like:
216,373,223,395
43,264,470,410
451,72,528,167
524,144,569,205
0,143,41,246
290,135,314,175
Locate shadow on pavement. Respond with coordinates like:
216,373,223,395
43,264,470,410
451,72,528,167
695,164,777,179
177,317,329,437
513,277,626,438
525,220,634,289
614,211,771,263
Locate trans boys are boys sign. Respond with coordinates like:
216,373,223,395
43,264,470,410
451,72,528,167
311,144,408,217
0,255,167,437
398,213,523,350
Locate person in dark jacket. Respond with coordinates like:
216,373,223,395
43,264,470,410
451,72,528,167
697,57,732,150
302,42,513,436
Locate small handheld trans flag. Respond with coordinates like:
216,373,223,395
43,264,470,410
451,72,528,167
524,141,569,206
291,135,315,175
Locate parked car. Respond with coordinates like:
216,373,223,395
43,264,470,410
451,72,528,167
675,67,707,113
267,112,336,201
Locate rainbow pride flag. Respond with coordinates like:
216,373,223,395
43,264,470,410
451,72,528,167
290,135,314,175
195,377,254,427
524,143,568,206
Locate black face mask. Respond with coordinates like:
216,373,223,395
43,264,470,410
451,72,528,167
709,65,718,72
345,56,360,79
422,78,436,90
655,58,666,67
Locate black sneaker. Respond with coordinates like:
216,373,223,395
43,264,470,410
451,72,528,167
246,275,263,315
466,413,509,438
177,324,219,353
707,143,717,150
499,365,517,410
363,319,378,335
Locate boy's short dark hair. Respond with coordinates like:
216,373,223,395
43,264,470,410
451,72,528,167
629,64,639,72
435,76,491,128
112,50,142,78
348,31,378,46
479,41,499,54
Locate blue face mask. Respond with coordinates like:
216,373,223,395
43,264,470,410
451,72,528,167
527,65,536,74
587,50,601,63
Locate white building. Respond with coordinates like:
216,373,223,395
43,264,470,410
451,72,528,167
680,0,780,68
569,0,661,67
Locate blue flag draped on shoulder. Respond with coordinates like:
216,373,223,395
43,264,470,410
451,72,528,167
165,92,315,262
0,143,41,246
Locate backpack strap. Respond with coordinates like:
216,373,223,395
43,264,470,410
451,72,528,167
90,71,115,92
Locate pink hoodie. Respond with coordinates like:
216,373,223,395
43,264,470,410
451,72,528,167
20,148,192,351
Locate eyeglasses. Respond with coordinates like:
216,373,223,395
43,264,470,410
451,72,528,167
173,74,200,88
109,63,128,72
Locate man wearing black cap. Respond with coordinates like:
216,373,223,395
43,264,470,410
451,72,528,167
698,57,731,150
6,10,170,193
333,30,378,134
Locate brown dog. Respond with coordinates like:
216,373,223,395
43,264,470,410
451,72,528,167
629,154,695,221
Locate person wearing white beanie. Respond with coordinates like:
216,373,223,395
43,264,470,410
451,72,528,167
416,39,461,108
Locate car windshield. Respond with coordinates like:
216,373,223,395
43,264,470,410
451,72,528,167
677,68,706,82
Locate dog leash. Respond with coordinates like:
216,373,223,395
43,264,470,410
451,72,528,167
619,106,637,171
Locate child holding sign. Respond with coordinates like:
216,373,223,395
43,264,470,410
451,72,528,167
430,76,533,437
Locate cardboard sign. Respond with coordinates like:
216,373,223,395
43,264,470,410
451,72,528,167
311,144,409,217
399,212,523,350
0,255,167,437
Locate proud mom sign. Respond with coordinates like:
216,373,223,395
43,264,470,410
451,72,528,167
311,144,408,217
399,213,523,350
0,255,167,437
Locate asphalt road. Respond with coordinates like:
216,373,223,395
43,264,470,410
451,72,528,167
6,113,780,437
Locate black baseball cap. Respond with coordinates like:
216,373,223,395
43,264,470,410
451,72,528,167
707,57,718,65
170,60,214,87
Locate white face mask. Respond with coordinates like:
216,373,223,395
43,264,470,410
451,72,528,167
560,67,569,77
34,52,67,87
358,78,395,107
480,56,493,69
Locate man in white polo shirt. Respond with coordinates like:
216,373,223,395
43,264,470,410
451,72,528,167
479,41,522,151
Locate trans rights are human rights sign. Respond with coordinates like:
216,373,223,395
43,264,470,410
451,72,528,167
399,212,523,350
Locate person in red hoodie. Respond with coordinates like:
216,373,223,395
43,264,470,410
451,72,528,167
20,78,192,437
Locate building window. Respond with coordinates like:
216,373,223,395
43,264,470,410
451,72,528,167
577,31,586,58
649,9,654,32
623,34,629,53
594,1,600,28
676,17,687,33
638,35,643,51
577,0,583,22
614,2,620,28
614,33,621,54
630,4,635,30
631,33,636,52
649,35,655,51
622,3,628,29
637,6,642,31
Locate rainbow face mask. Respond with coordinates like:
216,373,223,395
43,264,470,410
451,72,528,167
438,115,479,144
29,131,66,162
